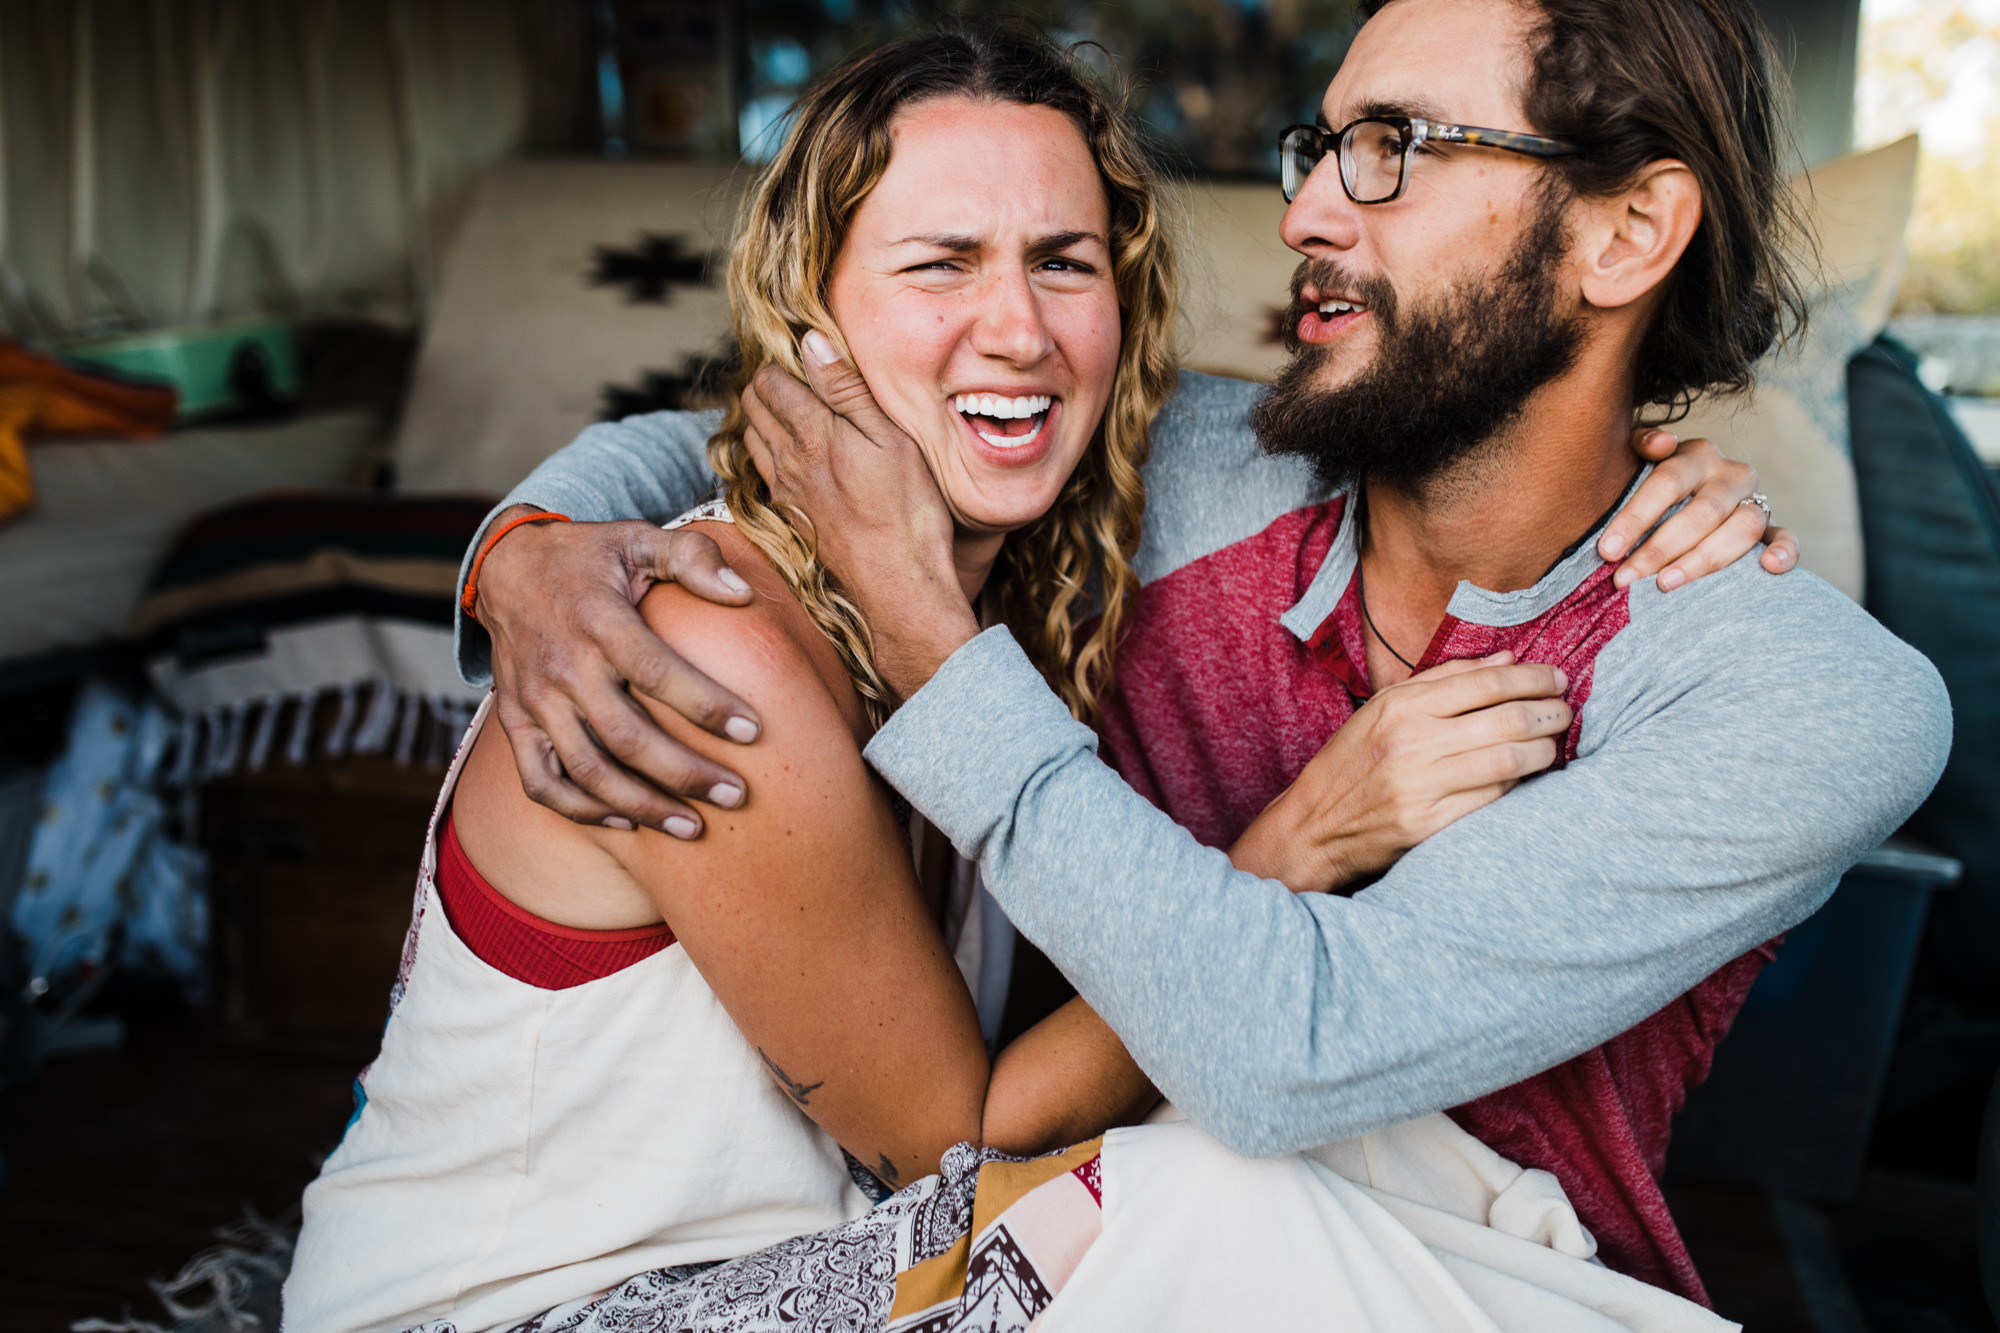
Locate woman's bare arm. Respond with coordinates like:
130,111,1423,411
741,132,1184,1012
551,526,1157,1182
981,999,1159,1155
603,574,986,1189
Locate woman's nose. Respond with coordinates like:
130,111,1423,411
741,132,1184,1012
971,267,1055,366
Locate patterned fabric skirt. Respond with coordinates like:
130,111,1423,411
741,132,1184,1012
402,1114,1739,1333
407,1139,1103,1333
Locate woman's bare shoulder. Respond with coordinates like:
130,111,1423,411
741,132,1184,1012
617,523,911,909
637,520,870,750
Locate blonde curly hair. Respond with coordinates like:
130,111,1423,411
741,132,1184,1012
708,26,1180,727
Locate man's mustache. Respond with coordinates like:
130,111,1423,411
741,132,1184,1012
1281,260,1399,355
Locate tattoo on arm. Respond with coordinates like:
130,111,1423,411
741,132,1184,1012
876,1153,901,1186
757,1047,825,1108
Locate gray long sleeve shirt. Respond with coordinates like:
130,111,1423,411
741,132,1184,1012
459,371,1951,1164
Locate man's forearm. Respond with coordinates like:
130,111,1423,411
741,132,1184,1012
455,410,724,685
864,601,1950,1155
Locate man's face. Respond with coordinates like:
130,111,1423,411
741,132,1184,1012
1251,0,1586,493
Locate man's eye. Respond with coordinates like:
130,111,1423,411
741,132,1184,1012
1038,257,1096,274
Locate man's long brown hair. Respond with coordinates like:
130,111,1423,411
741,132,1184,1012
1359,0,1811,420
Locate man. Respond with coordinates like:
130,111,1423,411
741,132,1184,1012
459,0,1947,1302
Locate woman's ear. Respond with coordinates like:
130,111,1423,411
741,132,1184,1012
1576,160,1703,312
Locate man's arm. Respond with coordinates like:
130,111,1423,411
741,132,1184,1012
456,409,765,834
862,568,1951,1155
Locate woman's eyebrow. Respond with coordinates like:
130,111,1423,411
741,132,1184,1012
890,230,1106,251
892,232,982,251
1033,229,1105,252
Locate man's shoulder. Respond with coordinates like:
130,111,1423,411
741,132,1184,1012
1595,553,1950,746
1627,555,1898,657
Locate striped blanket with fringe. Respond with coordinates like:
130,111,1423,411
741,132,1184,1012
133,494,490,783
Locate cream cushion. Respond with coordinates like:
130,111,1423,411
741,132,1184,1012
1676,135,1921,602
391,161,748,496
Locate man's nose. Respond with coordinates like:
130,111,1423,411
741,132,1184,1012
972,266,1055,366
1279,155,1363,258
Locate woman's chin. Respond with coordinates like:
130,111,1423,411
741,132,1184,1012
945,485,1070,538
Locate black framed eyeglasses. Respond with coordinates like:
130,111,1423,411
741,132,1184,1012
1278,116,1579,205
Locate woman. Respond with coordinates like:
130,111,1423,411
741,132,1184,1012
287,28,1776,1333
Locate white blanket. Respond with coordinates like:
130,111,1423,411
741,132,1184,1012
1040,1107,1736,1333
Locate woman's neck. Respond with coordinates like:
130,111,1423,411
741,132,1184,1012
954,531,1006,604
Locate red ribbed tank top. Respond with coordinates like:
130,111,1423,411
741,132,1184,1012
435,809,674,989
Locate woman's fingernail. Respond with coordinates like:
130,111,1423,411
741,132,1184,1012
1599,533,1626,559
602,816,634,831
709,782,744,809
664,815,700,840
803,330,840,364
1655,431,1678,448
724,717,760,744
1553,668,1568,692
718,568,751,595
1658,568,1686,591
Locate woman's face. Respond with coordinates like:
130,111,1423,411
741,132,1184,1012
826,96,1121,539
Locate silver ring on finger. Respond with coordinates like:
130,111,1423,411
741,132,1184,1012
1737,492,1771,523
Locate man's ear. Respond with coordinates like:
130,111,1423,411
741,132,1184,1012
1575,160,1702,312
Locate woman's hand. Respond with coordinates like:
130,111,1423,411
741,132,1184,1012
1603,429,1799,590
1230,653,1571,895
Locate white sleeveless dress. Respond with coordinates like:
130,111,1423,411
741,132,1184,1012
282,498,886,1333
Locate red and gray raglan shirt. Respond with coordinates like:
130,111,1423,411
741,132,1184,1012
459,371,1951,1305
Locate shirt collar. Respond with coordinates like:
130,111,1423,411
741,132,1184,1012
1278,465,1655,643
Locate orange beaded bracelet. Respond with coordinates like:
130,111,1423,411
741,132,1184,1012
461,511,572,622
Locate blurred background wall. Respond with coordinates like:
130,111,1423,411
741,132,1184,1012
5,0,1928,352
0,0,550,341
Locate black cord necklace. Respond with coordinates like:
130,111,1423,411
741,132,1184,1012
1355,490,1419,673
1354,481,1629,677
1356,555,1419,673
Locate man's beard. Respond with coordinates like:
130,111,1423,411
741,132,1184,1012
1250,202,1584,498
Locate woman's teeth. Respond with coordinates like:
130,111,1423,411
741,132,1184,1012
952,393,1052,419
953,393,1053,449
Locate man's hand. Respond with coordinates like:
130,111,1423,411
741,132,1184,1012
475,508,762,837
739,331,981,700
1230,654,1571,894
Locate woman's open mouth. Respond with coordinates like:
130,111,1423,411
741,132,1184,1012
952,393,1052,450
